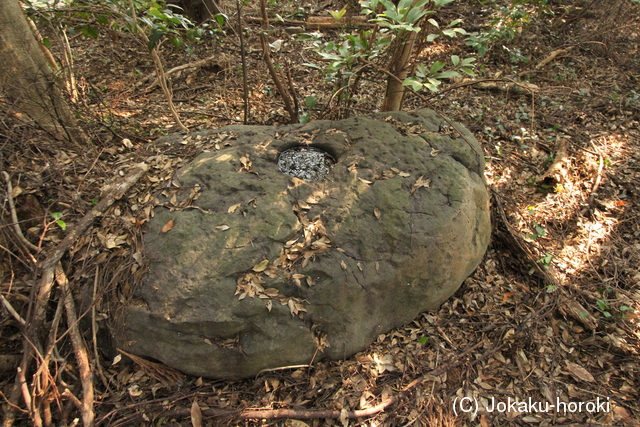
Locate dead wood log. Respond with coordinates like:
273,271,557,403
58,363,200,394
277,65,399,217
538,138,570,187
243,15,374,29
141,55,230,89
467,79,539,95
535,47,574,70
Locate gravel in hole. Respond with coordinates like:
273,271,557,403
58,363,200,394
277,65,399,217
277,146,336,181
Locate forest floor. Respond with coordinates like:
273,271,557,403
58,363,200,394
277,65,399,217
1,0,640,426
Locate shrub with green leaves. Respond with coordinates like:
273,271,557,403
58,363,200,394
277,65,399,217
301,0,475,102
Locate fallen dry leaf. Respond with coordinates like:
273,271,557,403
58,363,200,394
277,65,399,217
252,259,269,272
215,225,230,231
410,176,431,195
502,291,517,303
228,203,241,213
190,400,202,427
565,361,595,382
161,218,174,233
374,206,381,219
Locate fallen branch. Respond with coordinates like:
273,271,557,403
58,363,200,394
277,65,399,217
2,171,39,255
466,79,539,95
141,55,229,90
243,15,374,29
56,263,94,427
2,163,148,427
535,46,574,70
538,138,570,187
131,341,485,423
579,141,604,217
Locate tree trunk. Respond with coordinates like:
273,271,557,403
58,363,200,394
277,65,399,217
381,29,417,112
0,0,88,145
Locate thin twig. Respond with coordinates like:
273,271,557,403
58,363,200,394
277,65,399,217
236,0,249,124
91,267,110,390
580,141,604,216
17,367,41,427
0,295,26,326
128,0,187,131
2,171,39,255
258,0,297,123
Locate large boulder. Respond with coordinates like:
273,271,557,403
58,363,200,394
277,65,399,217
115,109,490,380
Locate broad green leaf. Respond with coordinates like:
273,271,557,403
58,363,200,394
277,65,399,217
148,29,165,51
461,57,476,66
426,77,442,91
418,336,429,344
148,7,164,19
330,8,347,20
302,62,322,70
403,77,423,92
435,70,461,79
317,52,343,61
451,55,460,66
447,18,463,27
442,28,459,37
42,37,50,48
427,18,439,28
305,95,318,110
139,16,153,27
171,37,183,50
405,7,428,24
460,67,475,77
51,212,63,220
416,63,427,78
429,60,446,74
214,14,226,27
426,33,439,42
56,220,67,231
398,0,414,12
299,113,311,125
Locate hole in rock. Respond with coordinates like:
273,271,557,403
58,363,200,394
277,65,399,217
277,146,336,181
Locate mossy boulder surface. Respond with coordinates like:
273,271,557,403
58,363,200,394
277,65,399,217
116,109,491,379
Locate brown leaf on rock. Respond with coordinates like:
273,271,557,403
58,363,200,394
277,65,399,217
252,259,269,272
410,176,431,195
161,218,174,233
